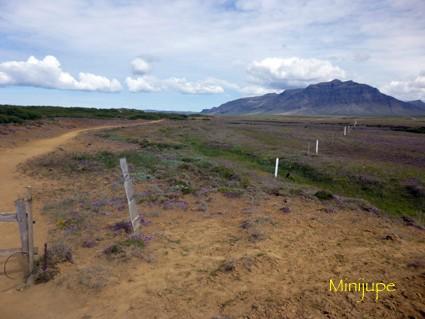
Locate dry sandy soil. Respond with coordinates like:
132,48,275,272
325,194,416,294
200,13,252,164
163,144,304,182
0,119,424,319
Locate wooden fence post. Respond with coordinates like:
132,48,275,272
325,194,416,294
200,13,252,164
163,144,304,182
16,199,29,275
120,158,141,233
24,187,34,284
0,191,36,285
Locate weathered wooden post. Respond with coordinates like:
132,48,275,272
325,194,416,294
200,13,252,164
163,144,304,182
120,158,141,233
24,187,34,284
274,157,279,178
0,191,36,285
344,126,347,136
315,139,319,155
16,199,29,275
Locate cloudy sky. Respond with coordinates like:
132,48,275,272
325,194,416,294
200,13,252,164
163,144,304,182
0,0,424,111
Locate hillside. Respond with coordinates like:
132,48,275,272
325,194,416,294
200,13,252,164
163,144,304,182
203,80,425,116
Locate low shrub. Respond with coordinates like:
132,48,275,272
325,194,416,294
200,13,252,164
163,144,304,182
315,190,334,200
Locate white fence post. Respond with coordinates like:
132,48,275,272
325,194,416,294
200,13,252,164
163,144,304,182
274,158,279,178
315,139,319,155
120,158,141,233
344,126,347,136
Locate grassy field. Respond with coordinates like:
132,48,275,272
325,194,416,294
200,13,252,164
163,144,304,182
27,115,424,220
90,116,424,220
12,116,424,318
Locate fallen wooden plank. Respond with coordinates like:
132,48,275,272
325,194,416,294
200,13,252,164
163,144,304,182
0,213,17,222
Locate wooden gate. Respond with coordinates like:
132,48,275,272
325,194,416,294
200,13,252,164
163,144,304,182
0,187,35,284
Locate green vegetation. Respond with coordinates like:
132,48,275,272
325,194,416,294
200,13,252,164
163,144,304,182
314,190,334,200
96,118,423,219
0,104,190,123
31,116,424,220
189,137,424,216
391,126,425,134
0,105,42,123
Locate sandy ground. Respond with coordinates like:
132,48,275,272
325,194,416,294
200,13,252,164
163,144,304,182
0,120,424,319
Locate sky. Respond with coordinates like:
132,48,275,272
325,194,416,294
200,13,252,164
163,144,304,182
0,0,424,111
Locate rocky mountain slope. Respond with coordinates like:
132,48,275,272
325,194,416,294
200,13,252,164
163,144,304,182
203,80,425,116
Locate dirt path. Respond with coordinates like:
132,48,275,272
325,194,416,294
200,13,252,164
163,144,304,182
0,120,161,288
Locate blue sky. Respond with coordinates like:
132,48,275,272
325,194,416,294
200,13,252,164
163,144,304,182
0,0,424,111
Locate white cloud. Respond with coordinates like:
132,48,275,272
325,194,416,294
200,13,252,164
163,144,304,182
124,62,278,96
164,77,224,94
126,75,225,95
0,55,122,92
181,76,277,96
126,76,160,93
247,57,346,89
381,72,425,100
131,58,151,75
238,85,280,96
126,58,226,94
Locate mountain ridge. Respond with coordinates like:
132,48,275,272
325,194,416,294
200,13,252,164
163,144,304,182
202,79,425,116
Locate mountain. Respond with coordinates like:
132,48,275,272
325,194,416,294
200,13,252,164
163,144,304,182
202,80,425,116
408,100,425,109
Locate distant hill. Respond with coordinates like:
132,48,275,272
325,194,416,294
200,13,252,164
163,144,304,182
202,79,425,116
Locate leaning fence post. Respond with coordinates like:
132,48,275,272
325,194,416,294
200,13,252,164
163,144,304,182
120,158,141,233
274,158,279,178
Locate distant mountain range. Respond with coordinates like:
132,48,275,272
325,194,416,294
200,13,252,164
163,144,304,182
202,79,425,116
